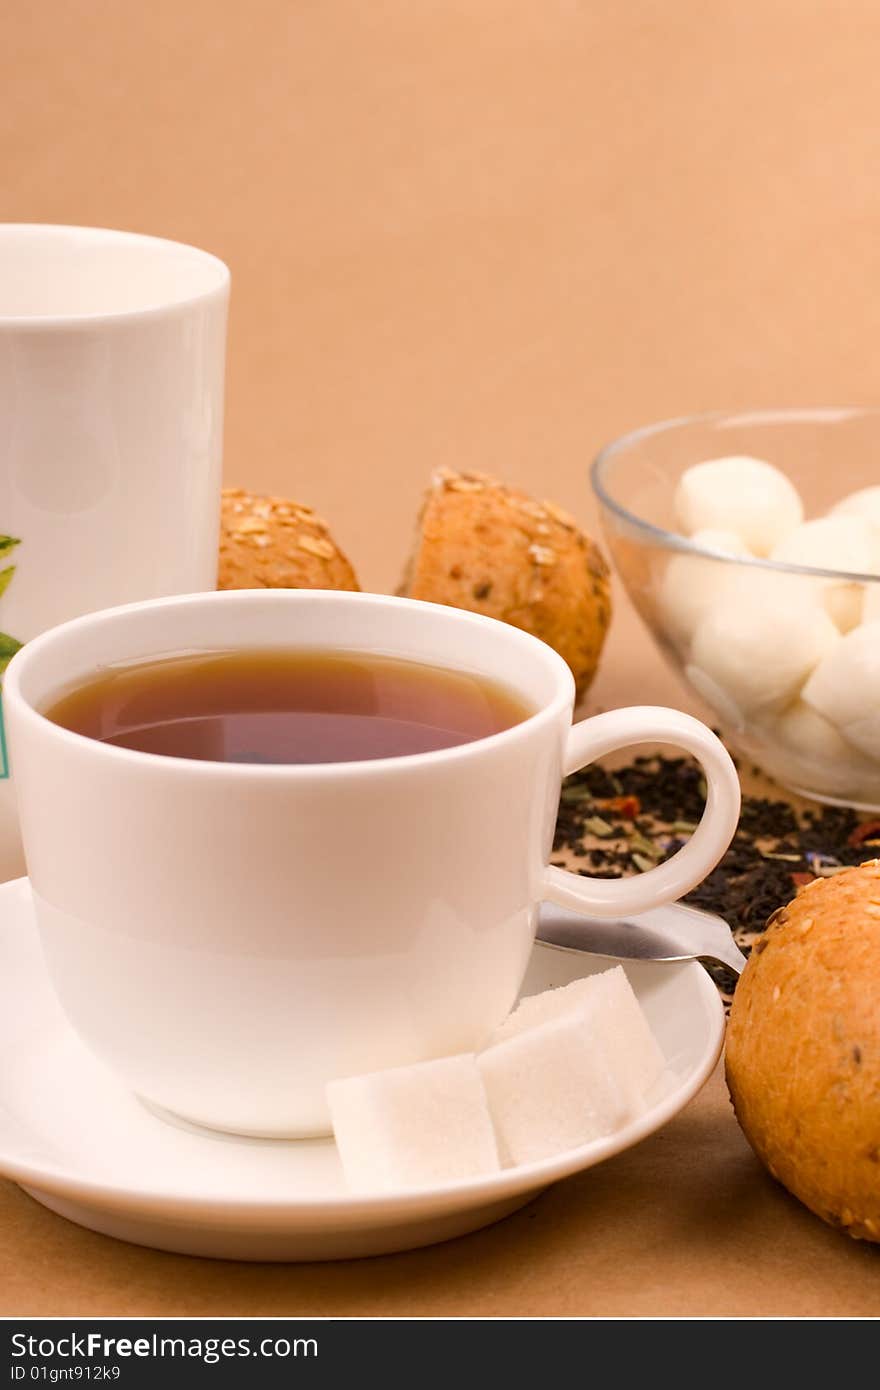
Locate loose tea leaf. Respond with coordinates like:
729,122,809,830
595,794,641,820
553,747,877,1003
0,566,16,599
629,830,663,860
631,852,656,873
583,815,614,838
0,537,21,556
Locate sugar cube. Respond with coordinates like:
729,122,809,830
327,1053,500,1192
490,967,665,1089
478,1012,645,1166
502,967,666,1093
488,973,604,1045
673,456,803,556
478,967,667,1166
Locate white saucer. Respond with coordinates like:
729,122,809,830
0,878,724,1262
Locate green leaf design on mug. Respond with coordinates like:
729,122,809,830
0,536,23,677
0,632,22,675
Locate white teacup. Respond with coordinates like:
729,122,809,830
4,590,740,1137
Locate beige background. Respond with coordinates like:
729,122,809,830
5,0,880,593
3,0,880,1316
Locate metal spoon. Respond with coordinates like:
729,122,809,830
536,898,747,975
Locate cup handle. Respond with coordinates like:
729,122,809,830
542,706,740,919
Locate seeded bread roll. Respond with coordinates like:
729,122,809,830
726,860,880,1243
219,488,360,592
399,469,611,699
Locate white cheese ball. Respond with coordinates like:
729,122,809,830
803,622,880,761
753,701,861,798
831,485,880,533
673,456,803,556
864,584,880,624
770,516,880,632
690,593,838,719
688,527,751,555
656,528,750,646
684,662,749,730
775,699,854,764
840,715,880,762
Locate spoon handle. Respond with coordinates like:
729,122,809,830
536,900,748,975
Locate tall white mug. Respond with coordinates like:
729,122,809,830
4,589,741,1137
0,224,230,877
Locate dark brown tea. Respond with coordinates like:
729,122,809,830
44,649,530,764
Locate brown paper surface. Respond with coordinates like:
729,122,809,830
3,0,880,1317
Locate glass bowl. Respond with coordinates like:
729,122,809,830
591,407,880,810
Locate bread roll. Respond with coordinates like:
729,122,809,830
726,860,880,1242
219,488,359,592
399,469,611,699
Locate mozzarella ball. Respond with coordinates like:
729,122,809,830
840,715,880,762
673,456,803,556
770,515,878,573
689,527,752,555
770,516,880,632
684,662,749,730
775,699,854,764
802,622,880,731
831,485,880,533
824,588,865,633
690,594,838,718
656,529,750,646
750,687,868,799
863,584,880,624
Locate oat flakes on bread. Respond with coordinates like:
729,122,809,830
726,860,880,1243
399,469,611,699
219,488,359,591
